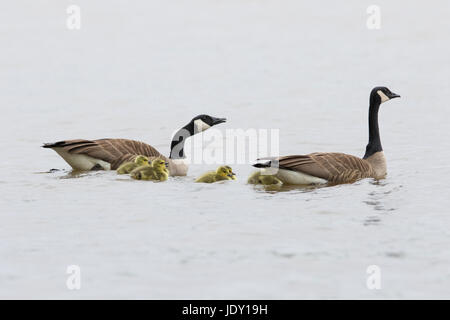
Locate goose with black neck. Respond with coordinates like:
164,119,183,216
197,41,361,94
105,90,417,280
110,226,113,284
252,86,400,185
42,114,226,176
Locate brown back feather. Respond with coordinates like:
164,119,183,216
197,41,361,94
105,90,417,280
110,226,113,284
278,152,375,184
49,139,166,169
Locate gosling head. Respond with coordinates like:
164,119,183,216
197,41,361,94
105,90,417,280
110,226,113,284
224,165,236,179
135,155,149,166
152,158,167,171
216,166,232,179
371,86,400,105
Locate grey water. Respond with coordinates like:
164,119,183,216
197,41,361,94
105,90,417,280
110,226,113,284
1,1,450,299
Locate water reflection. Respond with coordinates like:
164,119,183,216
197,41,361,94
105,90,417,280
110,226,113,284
35,168,112,180
58,170,106,179
250,183,326,194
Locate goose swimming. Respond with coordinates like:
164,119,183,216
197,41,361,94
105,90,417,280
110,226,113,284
253,87,400,185
43,114,226,176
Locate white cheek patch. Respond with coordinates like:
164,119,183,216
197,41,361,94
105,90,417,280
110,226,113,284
377,90,390,103
194,119,211,132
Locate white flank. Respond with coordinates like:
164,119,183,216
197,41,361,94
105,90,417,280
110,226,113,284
53,148,111,170
263,168,327,185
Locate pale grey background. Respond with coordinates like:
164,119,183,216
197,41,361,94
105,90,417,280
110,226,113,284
0,1,449,298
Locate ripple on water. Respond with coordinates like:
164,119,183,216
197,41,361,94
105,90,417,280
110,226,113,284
364,180,404,213
385,251,406,259
271,250,296,259
363,215,381,226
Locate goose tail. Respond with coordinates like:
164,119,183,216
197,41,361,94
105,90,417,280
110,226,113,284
42,141,66,148
252,157,279,168
253,162,271,168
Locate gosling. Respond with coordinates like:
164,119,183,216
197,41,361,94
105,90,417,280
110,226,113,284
247,170,283,187
195,166,234,183
116,155,149,174
130,158,169,181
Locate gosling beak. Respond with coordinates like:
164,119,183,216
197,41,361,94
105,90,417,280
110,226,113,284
227,174,233,177
165,162,169,168
390,92,400,99
211,117,227,126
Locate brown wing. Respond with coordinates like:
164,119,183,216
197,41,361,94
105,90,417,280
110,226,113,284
277,152,375,184
43,138,167,169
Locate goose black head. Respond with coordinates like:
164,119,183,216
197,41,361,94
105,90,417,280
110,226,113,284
189,114,227,134
169,114,226,159
371,86,401,104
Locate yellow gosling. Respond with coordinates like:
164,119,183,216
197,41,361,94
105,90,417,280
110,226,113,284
116,155,149,174
130,158,169,181
247,170,283,187
224,165,236,180
195,166,233,183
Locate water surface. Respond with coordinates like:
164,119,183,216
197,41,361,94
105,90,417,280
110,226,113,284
1,1,450,299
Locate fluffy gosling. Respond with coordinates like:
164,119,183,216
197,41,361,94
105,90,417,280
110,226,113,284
116,155,149,174
247,170,283,187
130,158,169,181
195,166,234,183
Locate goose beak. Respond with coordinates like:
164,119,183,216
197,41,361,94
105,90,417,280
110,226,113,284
211,117,227,126
390,92,400,99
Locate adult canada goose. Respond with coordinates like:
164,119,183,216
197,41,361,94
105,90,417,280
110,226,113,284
130,158,169,181
116,155,149,174
42,114,226,176
254,87,400,185
195,166,234,183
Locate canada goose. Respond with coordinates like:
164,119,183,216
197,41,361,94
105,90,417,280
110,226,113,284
195,166,233,183
224,165,236,180
254,87,400,185
116,155,149,174
247,170,283,187
42,115,226,176
130,158,169,181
